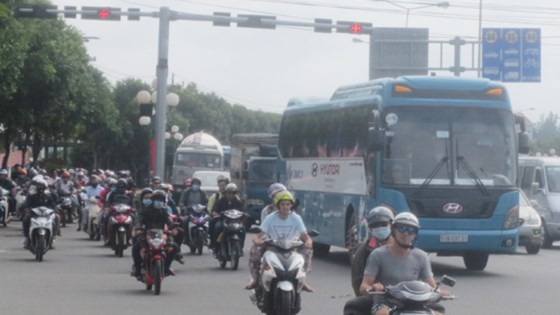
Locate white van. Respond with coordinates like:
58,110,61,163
518,156,560,248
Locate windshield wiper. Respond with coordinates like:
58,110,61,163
456,156,490,196
413,156,449,197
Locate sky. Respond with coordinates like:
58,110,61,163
49,0,560,122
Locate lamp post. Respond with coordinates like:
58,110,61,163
136,88,180,179
378,0,450,27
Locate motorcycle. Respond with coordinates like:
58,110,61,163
57,195,74,227
215,209,246,270
28,206,56,262
0,188,9,227
185,204,210,255
15,187,27,220
368,275,456,315
82,194,102,240
250,230,319,315
139,228,169,295
108,203,135,257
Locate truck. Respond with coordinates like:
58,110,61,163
170,131,224,198
230,133,286,226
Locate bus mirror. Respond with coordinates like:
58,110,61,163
518,131,530,154
368,127,383,152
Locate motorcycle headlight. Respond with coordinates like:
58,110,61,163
246,199,265,206
149,238,165,249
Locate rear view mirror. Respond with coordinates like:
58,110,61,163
518,131,530,154
440,275,456,288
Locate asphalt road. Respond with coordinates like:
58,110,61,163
1,222,558,315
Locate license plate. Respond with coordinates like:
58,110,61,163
440,234,468,243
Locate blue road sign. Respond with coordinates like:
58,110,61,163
482,28,540,82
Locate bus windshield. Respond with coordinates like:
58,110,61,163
248,160,278,182
382,107,516,187
175,152,221,169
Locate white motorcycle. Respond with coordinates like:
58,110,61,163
0,187,9,227
250,230,319,315
28,206,56,261
81,193,101,240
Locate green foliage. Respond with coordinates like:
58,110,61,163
531,113,560,156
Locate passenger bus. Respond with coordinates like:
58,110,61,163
171,131,224,197
279,76,530,270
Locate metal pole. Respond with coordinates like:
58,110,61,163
477,0,483,77
155,7,170,179
405,8,410,28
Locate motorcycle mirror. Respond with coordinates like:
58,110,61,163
307,229,320,237
440,275,456,288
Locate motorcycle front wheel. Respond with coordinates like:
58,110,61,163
229,239,240,271
196,230,204,255
276,290,294,315
153,259,162,295
35,234,45,262
115,230,125,257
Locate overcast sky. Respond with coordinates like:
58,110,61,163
50,0,560,122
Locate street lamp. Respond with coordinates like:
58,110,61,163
136,88,180,178
377,0,450,27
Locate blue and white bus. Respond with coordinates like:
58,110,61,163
279,76,530,270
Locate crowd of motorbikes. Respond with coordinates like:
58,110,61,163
1,168,456,313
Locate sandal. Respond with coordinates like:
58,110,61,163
244,280,258,290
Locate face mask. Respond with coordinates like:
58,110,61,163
192,184,200,191
142,199,153,207
153,200,165,209
371,226,391,240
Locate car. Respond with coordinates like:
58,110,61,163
518,189,544,254
191,170,230,196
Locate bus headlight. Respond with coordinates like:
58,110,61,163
503,206,519,229
246,199,264,206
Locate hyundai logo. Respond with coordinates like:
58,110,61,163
443,203,463,214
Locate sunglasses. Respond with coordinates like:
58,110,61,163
370,222,390,229
395,225,418,235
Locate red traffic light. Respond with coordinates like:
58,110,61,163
81,6,121,21
98,9,110,19
350,23,362,34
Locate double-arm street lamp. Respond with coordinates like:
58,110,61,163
376,0,450,27
136,88,180,177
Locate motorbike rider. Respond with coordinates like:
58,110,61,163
131,189,181,279
79,175,104,231
14,168,29,187
21,177,57,249
0,168,17,219
178,177,208,212
260,183,287,223
55,171,78,218
208,183,243,251
149,176,162,190
207,175,229,214
343,212,448,315
246,191,314,292
102,178,134,245
350,206,394,296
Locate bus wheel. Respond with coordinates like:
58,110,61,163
312,243,330,257
463,252,489,271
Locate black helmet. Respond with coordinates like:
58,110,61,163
116,178,128,188
367,206,395,228
151,189,167,201
140,187,154,200
191,177,202,185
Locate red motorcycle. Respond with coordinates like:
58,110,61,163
107,203,135,257
140,229,169,295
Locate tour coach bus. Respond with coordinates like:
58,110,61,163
279,76,530,270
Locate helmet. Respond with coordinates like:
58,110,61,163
33,177,48,190
151,189,167,201
0,169,7,175
217,175,229,184
225,183,238,193
274,191,295,206
62,171,70,178
367,206,395,228
116,178,128,188
191,177,202,185
393,212,420,228
151,176,162,184
158,183,170,192
268,183,287,199
19,169,28,176
140,187,154,200
106,178,118,186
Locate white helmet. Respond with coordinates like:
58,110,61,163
225,183,238,193
393,212,419,228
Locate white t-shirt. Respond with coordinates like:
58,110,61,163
260,211,306,241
